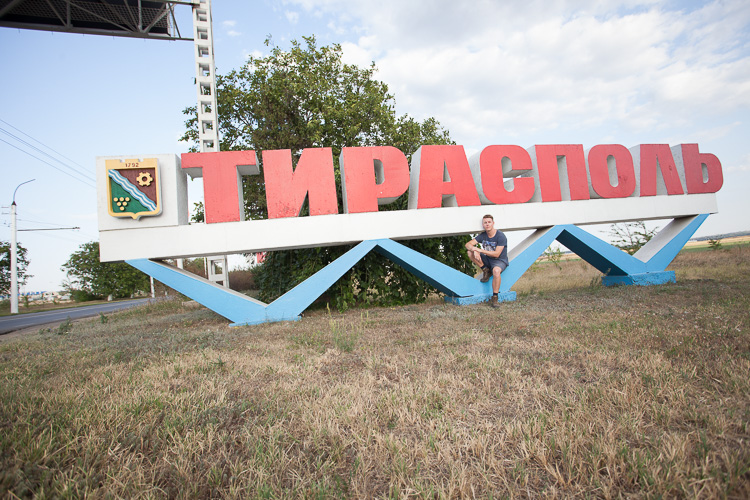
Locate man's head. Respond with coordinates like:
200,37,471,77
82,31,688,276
482,214,495,231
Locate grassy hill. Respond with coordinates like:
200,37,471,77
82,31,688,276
1,245,748,497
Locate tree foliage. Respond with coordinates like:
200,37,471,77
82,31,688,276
62,241,150,299
181,37,472,309
608,221,659,255
0,240,30,295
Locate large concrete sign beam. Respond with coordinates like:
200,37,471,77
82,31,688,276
99,192,716,261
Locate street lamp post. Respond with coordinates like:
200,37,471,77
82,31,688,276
10,179,34,314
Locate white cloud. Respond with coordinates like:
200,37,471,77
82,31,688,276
287,0,750,150
285,10,300,24
240,49,265,62
327,20,348,35
727,153,750,172
221,19,241,37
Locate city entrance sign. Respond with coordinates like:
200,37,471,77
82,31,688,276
98,143,721,261
96,142,722,325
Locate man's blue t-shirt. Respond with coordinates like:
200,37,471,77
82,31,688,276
475,230,509,267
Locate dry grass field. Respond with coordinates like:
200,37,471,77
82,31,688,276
1,245,749,498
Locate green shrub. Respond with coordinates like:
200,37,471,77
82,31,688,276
70,289,100,302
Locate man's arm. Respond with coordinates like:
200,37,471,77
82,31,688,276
482,247,505,259
481,245,504,258
489,232,508,259
466,237,503,258
483,232,506,258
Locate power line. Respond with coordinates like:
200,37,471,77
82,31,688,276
17,217,81,228
0,118,96,182
0,127,96,183
0,137,96,189
14,228,90,245
0,118,93,177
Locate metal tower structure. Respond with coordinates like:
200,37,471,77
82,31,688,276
190,0,219,153
0,0,194,40
2,0,229,289
191,0,228,286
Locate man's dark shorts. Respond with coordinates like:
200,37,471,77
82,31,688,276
481,254,508,272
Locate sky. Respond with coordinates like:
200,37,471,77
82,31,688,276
1,0,749,293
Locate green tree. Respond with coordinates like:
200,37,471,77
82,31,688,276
181,36,472,310
0,240,30,295
62,241,150,299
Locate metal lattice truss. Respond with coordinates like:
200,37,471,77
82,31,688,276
0,0,198,40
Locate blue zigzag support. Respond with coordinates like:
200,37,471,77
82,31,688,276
263,240,378,322
126,214,709,325
499,226,566,291
372,239,516,305
599,214,709,286
126,258,267,324
127,240,379,326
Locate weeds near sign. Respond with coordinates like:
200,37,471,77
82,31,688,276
543,245,564,269
708,238,723,250
56,316,73,335
330,317,362,353
609,221,658,254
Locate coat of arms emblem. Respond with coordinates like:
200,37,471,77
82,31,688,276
105,158,162,219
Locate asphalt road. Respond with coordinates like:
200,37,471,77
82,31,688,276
0,298,153,335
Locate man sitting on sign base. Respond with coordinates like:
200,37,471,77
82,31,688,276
465,214,509,308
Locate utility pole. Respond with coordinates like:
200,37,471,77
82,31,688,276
10,179,34,314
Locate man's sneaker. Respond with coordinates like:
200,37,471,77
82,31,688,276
489,295,500,308
480,267,492,283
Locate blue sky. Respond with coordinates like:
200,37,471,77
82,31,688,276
1,0,749,292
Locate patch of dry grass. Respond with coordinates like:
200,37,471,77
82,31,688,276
1,246,749,498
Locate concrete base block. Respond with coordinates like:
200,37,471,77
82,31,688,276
445,291,517,305
230,315,301,327
602,271,676,287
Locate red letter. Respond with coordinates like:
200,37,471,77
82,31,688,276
634,144,684,196
263,148,338,219
587,144,636,199
475,145,535,204
181,151,258,224
340,146,410,213
533,145,589,202
678,144,723,194
408,145,480,209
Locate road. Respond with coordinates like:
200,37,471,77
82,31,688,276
0,299,153,335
